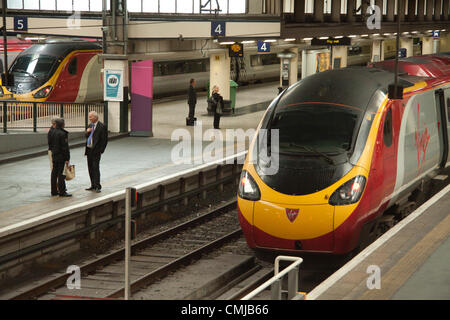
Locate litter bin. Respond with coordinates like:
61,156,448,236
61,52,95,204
229,80,238,112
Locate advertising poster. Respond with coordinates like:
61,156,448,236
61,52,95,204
104,69,124,101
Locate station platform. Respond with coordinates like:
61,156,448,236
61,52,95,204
0,82,276,229
308,184,450,300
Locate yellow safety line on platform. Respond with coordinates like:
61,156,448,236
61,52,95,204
360,213,450,300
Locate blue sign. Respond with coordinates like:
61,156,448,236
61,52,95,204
257,41,270,53
14,17,28,32
211,21,226,37
398,48,407,58
433,30,441,37
104,70,123,101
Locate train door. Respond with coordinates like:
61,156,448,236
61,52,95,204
372,103,397,208
53,55,79,101
435,89,449,168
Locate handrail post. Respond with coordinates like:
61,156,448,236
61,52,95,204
104,101,108,132
287,266,299,300
2,101,6,133
270,279,281,300
84,104,89,129
60,103,64,119
33,102,37,132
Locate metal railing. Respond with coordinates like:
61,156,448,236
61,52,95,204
241,256,306,300
0,100,107,133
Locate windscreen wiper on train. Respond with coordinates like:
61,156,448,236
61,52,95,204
288,143,335,165
13,69,39,80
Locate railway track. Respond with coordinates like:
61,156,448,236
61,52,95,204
9,200,242,300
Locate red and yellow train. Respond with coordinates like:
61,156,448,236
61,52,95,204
0,39,102,102
238,54,450,255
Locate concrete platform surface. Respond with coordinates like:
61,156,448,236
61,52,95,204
309,184,450,300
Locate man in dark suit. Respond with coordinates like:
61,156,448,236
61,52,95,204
187,78,197,125
50,118,71,197
85,111,108,193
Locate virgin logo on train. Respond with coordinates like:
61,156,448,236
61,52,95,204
414,103,431,173
285,209,299,223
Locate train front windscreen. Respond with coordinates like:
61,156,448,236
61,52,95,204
7,53,59,94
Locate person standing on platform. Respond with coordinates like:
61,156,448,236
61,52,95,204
187,78,197,126
47,117,58,171
50,118,71,197
85,111,108,193
210,85,223,129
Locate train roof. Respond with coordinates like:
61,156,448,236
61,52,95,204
371,54,450,78
19,41,101,59
278,67,413,112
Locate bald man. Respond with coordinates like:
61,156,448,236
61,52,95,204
85,111,108,193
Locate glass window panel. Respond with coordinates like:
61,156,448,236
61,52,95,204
324,0,331,14
217,0,228,14
341,0,347,14
41,0,56,10
228,0,245,13
383,0,387,15
160,0,175,13
127,0,142,12
193,0,200,13
305,0,313,13
177,0,193,13
7,0,23,9
143,0,158,12
74,0,89,11
356,0,362,14
57,0,72,11
24,0,39,9
90,0,103,11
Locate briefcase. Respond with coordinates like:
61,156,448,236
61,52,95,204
64,164,76,181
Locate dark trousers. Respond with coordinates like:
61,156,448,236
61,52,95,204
51,160,66,195
188,103,196,119
87,150,102,190
213,112,221,129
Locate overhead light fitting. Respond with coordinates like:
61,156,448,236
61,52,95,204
219,42,235,45
241,40,255,44
284,38,296,41
263,39,277,42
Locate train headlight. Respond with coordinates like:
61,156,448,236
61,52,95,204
238,170,261,201
33,85,53,98
329,175,366,206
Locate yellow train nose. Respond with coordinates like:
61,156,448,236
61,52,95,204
253,201,335,240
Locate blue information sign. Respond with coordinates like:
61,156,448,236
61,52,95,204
432,30,441,37
257,41,270,53
14,16,28,32
211,21,226,37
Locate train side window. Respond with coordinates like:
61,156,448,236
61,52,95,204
383,108,393,147
68,57,77,75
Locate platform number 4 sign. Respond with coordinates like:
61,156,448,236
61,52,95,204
14,17,28,32
258,41,270,53
211,21,225,37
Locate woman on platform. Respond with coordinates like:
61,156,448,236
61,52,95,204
209,85,223,129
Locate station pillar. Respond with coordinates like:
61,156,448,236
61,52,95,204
400,38,414,57
278,48,298,88
371,40,385,62
209,50,230,100
422,37,433,54
103,58,129,133
331,46,348,68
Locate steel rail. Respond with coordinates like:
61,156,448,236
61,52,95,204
10,199,237,300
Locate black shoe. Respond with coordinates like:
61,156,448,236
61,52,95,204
94,188,101,193
85,187,95,191
51,193,58,196
59,192,72,197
